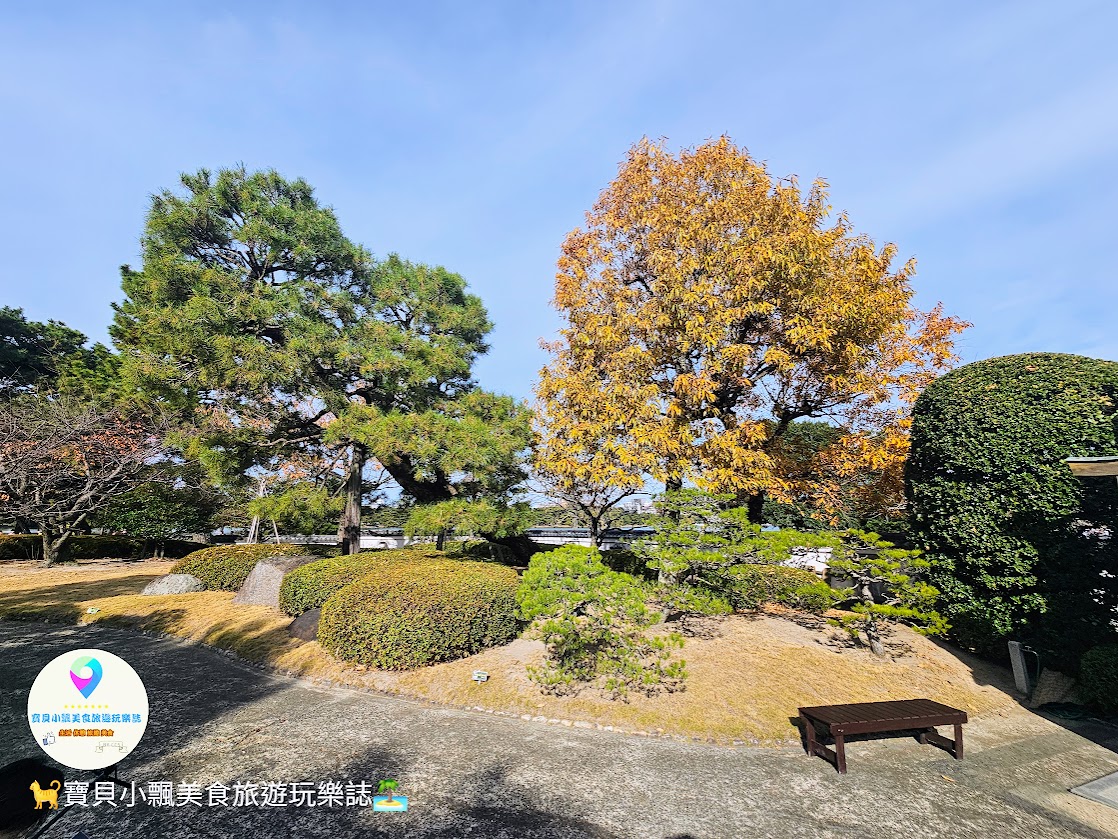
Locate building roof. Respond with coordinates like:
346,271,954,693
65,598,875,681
1065,456,1118,477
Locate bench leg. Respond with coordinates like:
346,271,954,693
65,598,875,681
919,726,964,760
802,717,817,756
802,716,848,773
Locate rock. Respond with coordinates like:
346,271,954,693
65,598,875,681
1028,668,1081,708
289,607,321,641
140,574,205,595
232,556,320,608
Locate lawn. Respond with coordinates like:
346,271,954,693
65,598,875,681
0,560,1021,743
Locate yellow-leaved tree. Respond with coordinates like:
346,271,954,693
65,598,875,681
536,137,969,523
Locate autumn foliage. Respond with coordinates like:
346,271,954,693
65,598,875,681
536,137,968,520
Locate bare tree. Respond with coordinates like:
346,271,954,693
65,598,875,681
529,469,644,546
0,397,170,564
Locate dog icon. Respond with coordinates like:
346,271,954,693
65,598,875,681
30,779,61,810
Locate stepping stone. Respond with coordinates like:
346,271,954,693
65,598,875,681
232,556,320,609
140,573,205,595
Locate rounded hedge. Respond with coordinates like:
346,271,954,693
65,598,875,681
171,543,306,591
317,559,520,669
279,548,448,616
719,564,836,613
1079,645,1118,713
907,353,1118,660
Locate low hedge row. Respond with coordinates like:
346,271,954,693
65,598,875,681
318,559,520,669
0,534,201,561
715,564,837,613
279,548,448,616
171,544,306,591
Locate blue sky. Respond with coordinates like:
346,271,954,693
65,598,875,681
1,1,1116,401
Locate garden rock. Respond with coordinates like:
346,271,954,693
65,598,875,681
140,574,206,595
289,607,322,641
232,556,320,609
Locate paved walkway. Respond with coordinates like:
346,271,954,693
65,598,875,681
3,622,1118,838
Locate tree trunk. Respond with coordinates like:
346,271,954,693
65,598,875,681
435,530,446,551
746,490,765,525
866,623,886,657
41,530,72,566
339,444,366,555
247,477,266,544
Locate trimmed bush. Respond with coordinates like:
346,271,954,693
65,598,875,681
0,535,42,560
907,353,1118,660
718,564,837,613
1080,645,1118,713
171,544,306,591
69,536,200,560
0,534,200,561
279,548,449,616
318,559,520,669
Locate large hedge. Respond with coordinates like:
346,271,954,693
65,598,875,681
279,548,448,616
171,543,306,591
906,353,1118,663
317,559,520,669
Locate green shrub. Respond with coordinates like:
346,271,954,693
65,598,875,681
907,353,1118,660
453,539,519,564
171,543,306,591
279,548,448,616
318,559,520,669
601,548,656,580
1079,645,1118,713
69,536,200,560
716,564,837,613
517,545,686,697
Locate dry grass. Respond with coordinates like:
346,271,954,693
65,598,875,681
0,561,1021,743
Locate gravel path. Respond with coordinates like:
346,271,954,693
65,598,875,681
2,622,1118,838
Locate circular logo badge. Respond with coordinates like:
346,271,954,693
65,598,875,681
26,648,149,770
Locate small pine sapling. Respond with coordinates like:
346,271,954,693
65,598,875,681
827,531,948,656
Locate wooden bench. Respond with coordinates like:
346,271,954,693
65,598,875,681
798,699,967,773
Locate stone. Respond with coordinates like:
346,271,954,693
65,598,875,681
232,555,320,608
140,574,205,595
1028,668,1081,708
288,607,322,641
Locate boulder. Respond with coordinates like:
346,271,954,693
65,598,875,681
232,555,320,609
140,573,206,595
289,607,322,641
